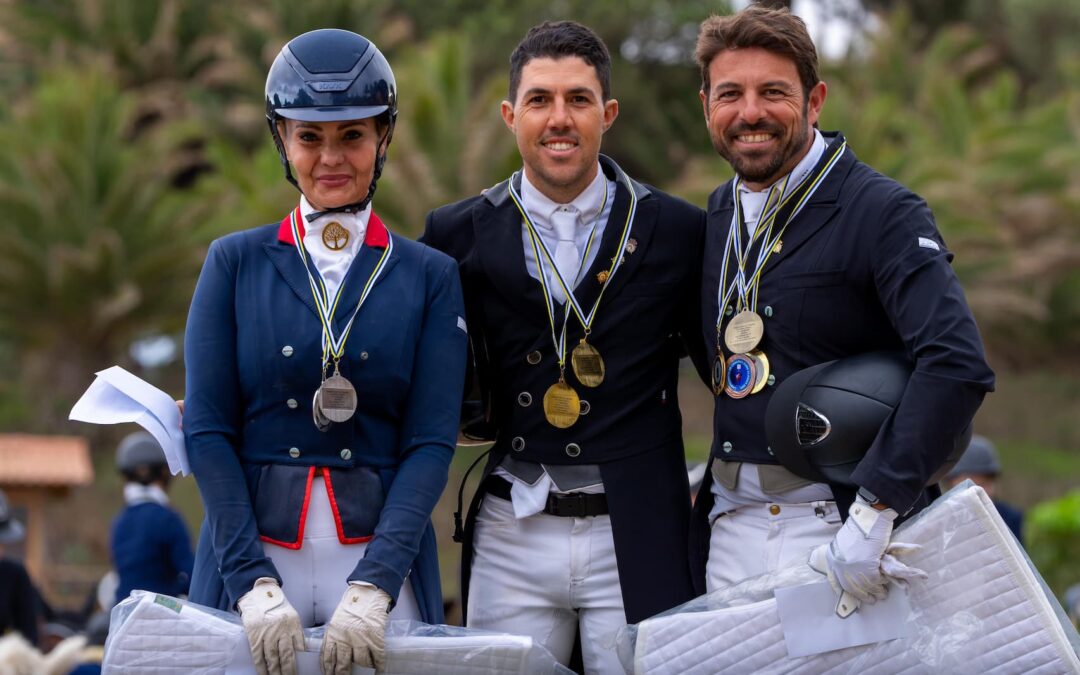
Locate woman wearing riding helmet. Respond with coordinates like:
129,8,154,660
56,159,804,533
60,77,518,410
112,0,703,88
183,29,467,675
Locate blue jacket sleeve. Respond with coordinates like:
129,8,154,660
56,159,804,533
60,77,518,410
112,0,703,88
851,190,995,512
184,239,280,607
348,253,467,601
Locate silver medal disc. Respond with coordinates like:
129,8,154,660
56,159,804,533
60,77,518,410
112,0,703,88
313,390,331,431
318,373,358,423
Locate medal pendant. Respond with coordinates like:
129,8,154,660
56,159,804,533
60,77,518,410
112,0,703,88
724,310,765,354
543,380,581,429
318,373,358,422
312,390,332,432
711,351,727,397
748,349,770,395
322,221,349,251
571,340,605,387
724,353,757,399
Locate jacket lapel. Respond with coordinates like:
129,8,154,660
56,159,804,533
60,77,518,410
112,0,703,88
569,156,656,312
759,134,853,275
331,214,399,333
476,179,561,327
264,211,320,318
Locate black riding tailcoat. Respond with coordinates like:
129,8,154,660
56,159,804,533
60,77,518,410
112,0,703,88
422,155,709,624
691,135,996,593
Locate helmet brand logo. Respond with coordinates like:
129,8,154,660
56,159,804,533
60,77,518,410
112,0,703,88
310,80,351,92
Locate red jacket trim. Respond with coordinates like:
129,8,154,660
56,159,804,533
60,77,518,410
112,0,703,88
259,466,315,550
322,467,374,545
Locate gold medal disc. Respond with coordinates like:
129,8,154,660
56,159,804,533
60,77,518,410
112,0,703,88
711,351,726,397
724,310,765,354
322,221,350,251
571,340,605,387
748,349,770,394
543,381,581,428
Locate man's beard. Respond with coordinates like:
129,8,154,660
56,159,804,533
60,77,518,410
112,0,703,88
712,103,811,185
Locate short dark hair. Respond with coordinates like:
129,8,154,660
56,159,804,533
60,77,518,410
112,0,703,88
508,21,613,103
695,6,819,102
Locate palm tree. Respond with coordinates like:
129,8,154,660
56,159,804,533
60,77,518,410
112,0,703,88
0,67,215,428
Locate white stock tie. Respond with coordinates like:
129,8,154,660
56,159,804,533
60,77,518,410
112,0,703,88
551,208,579,305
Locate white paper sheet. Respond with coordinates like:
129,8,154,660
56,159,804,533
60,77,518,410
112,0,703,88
774,580,911,658
69,366,189,476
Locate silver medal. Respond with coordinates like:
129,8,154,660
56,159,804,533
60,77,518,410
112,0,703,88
317,372,358,423
313,391,331,431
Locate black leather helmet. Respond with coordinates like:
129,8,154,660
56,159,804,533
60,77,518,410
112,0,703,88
265,29,397,210
765,351,971,486
116,431,168,477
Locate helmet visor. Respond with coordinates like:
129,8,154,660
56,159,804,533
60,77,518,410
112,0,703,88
275,105,389,122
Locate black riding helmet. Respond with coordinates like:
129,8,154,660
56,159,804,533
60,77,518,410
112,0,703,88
764,351,971,487
265,29,397,212
116,431,169,485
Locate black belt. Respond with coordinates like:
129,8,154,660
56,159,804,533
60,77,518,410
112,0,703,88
482,475,609,518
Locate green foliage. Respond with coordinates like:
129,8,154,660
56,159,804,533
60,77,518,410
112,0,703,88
0,66,214,428
1026,491,1080,597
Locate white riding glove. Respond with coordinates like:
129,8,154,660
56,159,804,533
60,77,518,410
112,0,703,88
320,582,392,674
811,497,928,615
236,577,305,675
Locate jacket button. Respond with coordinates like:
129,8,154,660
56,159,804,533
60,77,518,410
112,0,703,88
281,345,294,357
526,351,542,365
517,392,532,407
360,351,369,361
767,375,776,387
288,447,300,458
725,305,734,317
565,443,581,458
722,441,733,454
340,448,352,460
286,398,298,409
764,305,774,317
511,436,525,452
579,400,590,415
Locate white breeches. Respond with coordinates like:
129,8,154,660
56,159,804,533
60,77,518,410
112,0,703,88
707,499,843,592
263,476,420,627
467,494,626,674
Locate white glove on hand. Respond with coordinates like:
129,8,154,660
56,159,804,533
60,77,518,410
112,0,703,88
237,577,305,675
821,497,927,606
320,582,392,675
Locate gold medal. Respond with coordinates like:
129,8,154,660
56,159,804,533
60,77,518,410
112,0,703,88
322,221,349,251
711,351,727,397
748,349,770,394
724,310,764,354
543,380,581,428
571,339,605,387
318,371,357,422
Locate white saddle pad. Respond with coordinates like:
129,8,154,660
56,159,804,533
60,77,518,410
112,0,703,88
102,593,571,675
630,485,1080,674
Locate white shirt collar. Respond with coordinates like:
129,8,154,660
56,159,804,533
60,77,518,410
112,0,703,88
299,194,371,244
123,482,170,506
738,128,826,196
520,163,607,230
